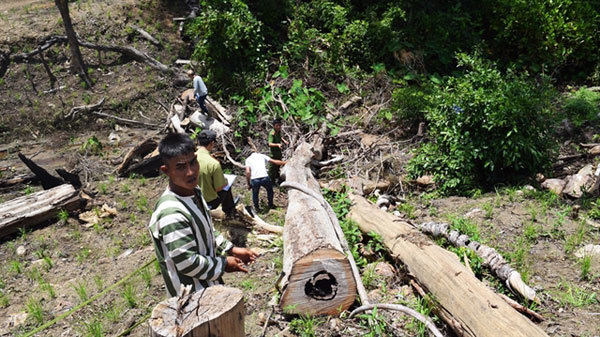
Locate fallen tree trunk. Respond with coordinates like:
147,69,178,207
18,152,65,189
210,203,283,234
279,140,356,315
149,285,244,337
0,184,84,239
0,173,38,189
348,194,548,337
116,138,157,176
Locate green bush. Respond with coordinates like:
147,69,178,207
386,81,435,126
186,0,267,93
562,88,600,127
408,54,557,194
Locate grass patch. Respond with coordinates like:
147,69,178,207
554,281,597,308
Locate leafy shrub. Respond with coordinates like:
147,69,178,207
562,88,600,127
408,54,557,194
386,81,435,126
186,0,267,93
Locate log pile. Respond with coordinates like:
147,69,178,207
348,194,548,337
279,140,356,315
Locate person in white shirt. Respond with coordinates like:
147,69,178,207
245,152,286,211
187,69,209,116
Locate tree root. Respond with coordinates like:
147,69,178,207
349,303,444,337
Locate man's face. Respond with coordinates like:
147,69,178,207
161,152,199,195
274,123,281,132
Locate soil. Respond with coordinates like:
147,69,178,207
1,1,599,337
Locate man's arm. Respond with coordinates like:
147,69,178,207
245,166,252,189
268,159,286,166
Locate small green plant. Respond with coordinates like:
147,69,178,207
81,135,103,155
449,216,481,241
136,195,149,213
555,281,597,307
26,297,44,325
523,222,541,242
579,255,592,281
122,283,137,308
84,317,104,337
0,292,8,308
240,279,255,291
94,275,104,290
40,280,56,299
121,183,130,193
505,237,531,282
289,314,322,337
57,209,69,221
24,185,34,195
76,247,91,262
564,219,588,254
43,256,53,271
97,182,108,194
10,260,22,274
104,303,123,322
481,201,494,219
139,266,152,288
361,264,378,289
73,281,88,302
562,88,600,127
407,296,434,337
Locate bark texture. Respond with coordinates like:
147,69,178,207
348,194,548,337
149,285,244,337
279,141,356,315
0,184,83,239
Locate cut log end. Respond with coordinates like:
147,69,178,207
280,249,356,315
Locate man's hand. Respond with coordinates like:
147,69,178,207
278,143,283,149
225,256,248,273
230,247,258,264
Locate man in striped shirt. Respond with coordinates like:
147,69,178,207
148,133,257,296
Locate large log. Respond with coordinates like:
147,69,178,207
348,194,548,337
149,285,244,337
0,184,84,238
279,141,356,315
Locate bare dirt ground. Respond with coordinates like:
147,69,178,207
0,1,599,337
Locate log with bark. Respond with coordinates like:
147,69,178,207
149,285,244,337
0,184,84,239
116,138,158,176
278,140,356,315
348,194,549,337
0,173,38,189
209,203,283,234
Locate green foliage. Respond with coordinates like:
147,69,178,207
357,306,391,337
26,297,45,325
73,281,89,302
122,283,137,308
386,83,434,125
84,317,104,337
579,255,592,281
81,135,103,155
289,314,322,337
186,0,267,93
555,281,597,307
408,54,557,194
562,88,600,127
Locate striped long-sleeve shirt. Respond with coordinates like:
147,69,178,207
148,187,233,297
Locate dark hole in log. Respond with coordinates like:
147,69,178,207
304,271,337,300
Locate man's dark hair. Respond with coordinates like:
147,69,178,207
273,118,282,126
158,133,195,164
197,129,217,147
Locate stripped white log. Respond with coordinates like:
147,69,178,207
419,221,538,303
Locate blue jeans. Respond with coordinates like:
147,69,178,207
195,93,209,115
251,176,273,211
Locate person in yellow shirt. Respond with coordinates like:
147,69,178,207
195,130,235,216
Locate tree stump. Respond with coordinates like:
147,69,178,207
149,285,244,337
279,140,356,315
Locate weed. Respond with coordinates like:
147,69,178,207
289,314,322,337
84,317,103,337
362,264,378,289
26,267,42,282
129,212,137,223
564,219,588,254
18,227,27,240
34,248,47,259
122,283,137,308
71,227,81,240
579,255,592,281
357,306,390,337
118,199,128,210
94,275,104,290
73,281,88,302
240,279,255,291
40,280,56,299
449,216,481,241
10,260,22,274
0,292,8,308
81,135,103,155
57,209,69,221
555,281,597,307
104,303,123,322
43,256,53,271
136,195,149,213
139,266,152,288
481,201,494,219
76,247,91,262
523,222,541,242
97,182,108,194
397,202,417,219
505,237,531,282
26,297,44,325
408,296,433,337
24,185,34,195
121,183,131,193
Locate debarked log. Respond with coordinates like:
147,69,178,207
279,141,356,315
149,285,244,337
0,184,84,239
348,194,548,337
